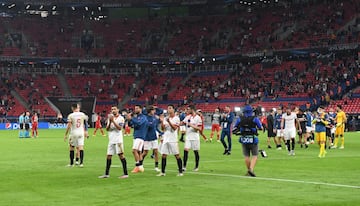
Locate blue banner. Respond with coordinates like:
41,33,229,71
0,122,67,130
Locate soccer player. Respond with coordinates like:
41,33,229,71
327,108,336,148
178,109,187,142
281,107,301,155
64,103,88,167
157,104,183,176
266,109,276,149
141,106,161,172
126,104,147,173
196,109,208,142
98,105,128,179
93,113,105,136
181,105,202,172
273,107,283,149
24,111,31,138
312,107,328,158
31,112,39,138
296,108,307,148
220,105,235,155
210,108,221,142
18,112,25,138
233,105,263,177
332,105,347,149
304,110,314,147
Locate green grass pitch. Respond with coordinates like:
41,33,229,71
0,129,359,206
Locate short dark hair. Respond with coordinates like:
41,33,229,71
146,105,155,114
71,103,78,110
168,104,175,109
188,105,196,111
135,104,142,108
337,104,342,109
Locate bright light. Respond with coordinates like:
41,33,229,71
52,5,56,10
85,6,88,11
8,4,15,9
234,107,241,112
39,5,43,10
98,6,101,11
261,107,265,112
25,5,30,9
71,6,75,11
272,107,277,112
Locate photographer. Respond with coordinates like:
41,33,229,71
233,105,262,177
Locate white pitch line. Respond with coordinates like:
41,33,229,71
109,165,360,189
176,170,360,189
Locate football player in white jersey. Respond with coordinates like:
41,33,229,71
281,107,301,155
157,104,183,176
99,105,128,179
64,103,88,167
181,105,202,172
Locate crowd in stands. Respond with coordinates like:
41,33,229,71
0,1,358,58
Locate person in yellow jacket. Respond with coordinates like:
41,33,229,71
332,105,347,149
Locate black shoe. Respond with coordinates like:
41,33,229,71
300,144,303,148
150,154,154,159
226,151,231,155
180,138,184,142
223,149,228,155
305,144,308,149
267,145,272,149
247,170,256,177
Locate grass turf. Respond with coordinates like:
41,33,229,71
0,129,359,206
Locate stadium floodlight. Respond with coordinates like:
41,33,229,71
39,5,43,10
52,5,56,10
98,6,101,11
71,6,75,11
272,107,277,112
234,107,241,112
261,107,265,112
85,6,88,11
25,5,30,9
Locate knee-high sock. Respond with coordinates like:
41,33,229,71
121,158,128,175
340,137,344,147
334,137,339,147
291,139,295,150
105,159,111,175
194,151,200,168
177,158,182,173
320,143,325,156
183,150,188,168
161,157,167,173
286,140,290,151
80,150,84,164
70,150,74,165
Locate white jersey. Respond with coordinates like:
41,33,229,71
282,112,297,130
163,115,180,143
107,115,125,144
183,114,202,140
67,111,88,136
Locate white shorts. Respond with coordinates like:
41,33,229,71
69,134,84,147
184,139,200,151
180,125,186,132
283,128,296,140
160,142,179,155
107,143,124,155
306,126,314,133
143,140,159,151
276,129,283,137
330,127,335,134
132,138,144,151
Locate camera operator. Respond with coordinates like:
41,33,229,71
233,105,262,177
